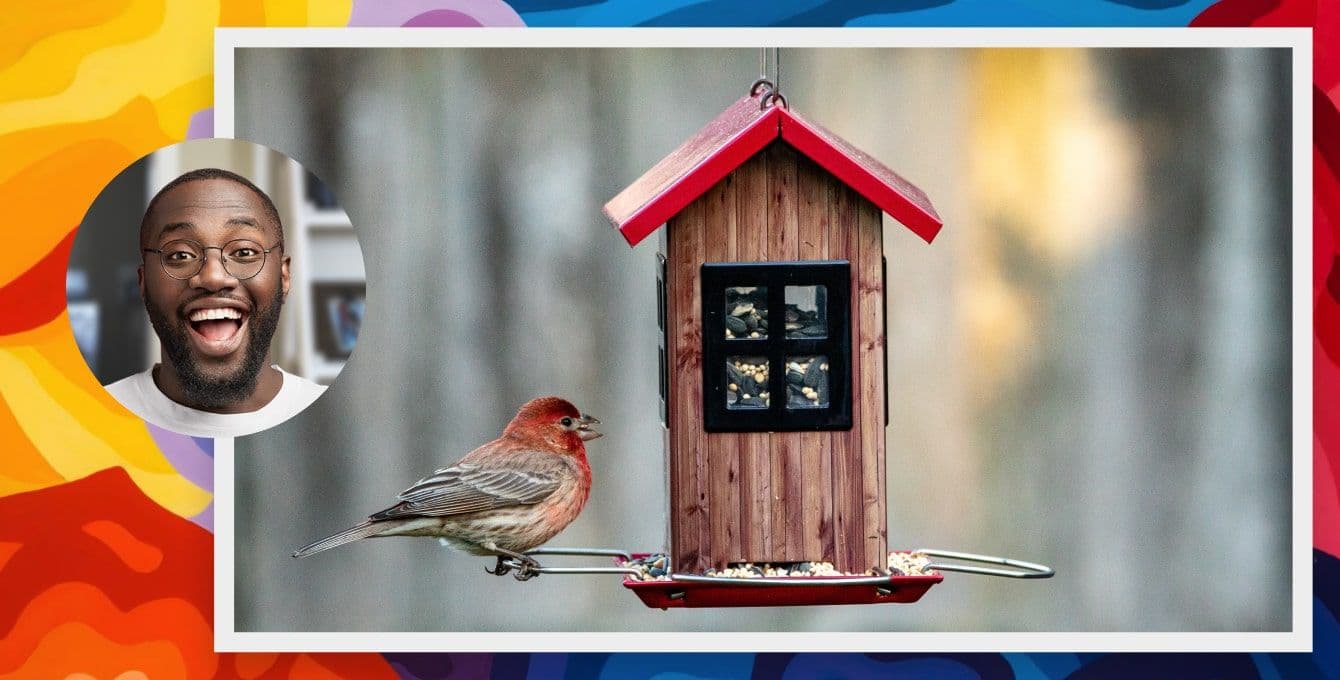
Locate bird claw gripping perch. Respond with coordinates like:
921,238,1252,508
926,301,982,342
482,547,644,584
484,555,510,576
513,560,541,581
487,554,543,581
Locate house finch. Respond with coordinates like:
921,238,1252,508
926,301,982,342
292,396,600,579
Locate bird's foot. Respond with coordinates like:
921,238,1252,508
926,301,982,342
485,555,512,577
511,556,541,581
482,543,543,581
485,554,541,580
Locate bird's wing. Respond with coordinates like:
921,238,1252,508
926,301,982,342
368,455,561,520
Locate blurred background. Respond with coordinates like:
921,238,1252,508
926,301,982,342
69,138,365,392
232,47,1292,632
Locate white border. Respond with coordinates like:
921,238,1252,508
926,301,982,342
213,27,1312,653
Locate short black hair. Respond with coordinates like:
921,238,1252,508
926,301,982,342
139,168,283,246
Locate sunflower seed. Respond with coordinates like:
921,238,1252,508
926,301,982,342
803,359,825,388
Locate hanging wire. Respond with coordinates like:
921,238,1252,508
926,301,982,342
774,48,782,100
750,48,772,98
749,48,787,110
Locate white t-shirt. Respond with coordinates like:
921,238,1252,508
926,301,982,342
105,366,327,438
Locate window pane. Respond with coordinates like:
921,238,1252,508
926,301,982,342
725,286,768,339
785,355,829,409
784,285,827,338
727,356,771,409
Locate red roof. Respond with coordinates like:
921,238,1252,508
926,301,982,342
603,93,944,247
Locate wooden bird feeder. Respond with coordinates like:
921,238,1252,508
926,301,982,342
605,90,942,583
489,86,1050,609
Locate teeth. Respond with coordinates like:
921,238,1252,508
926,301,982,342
189,308,242,322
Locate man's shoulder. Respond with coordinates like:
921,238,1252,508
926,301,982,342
103,369,155,404
275,368,328,404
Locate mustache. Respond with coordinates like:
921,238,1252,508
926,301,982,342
177,292,252,315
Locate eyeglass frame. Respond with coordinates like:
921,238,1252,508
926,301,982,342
142,237,285,281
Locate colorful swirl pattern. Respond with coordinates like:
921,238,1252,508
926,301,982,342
0,0,1329,677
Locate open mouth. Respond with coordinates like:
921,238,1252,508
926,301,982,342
185,306,249,357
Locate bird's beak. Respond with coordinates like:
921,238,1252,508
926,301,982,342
577,413,602,441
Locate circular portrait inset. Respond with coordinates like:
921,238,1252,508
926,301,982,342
68,139,365,438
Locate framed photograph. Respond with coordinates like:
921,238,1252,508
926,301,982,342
218,31,1308,654
312,281,365,360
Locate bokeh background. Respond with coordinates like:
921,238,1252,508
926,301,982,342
69,138,365,394
231,47,1292,632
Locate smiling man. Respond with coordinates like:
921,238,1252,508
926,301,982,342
104,168,326,437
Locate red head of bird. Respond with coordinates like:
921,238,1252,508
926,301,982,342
501,396,602,458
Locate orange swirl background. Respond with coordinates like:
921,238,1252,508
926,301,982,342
0,2,397,676
0,0,1327,677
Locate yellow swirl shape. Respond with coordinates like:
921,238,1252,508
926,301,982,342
0,0,352,111
0,97,173,289
0,315,210,518
0,0,211,120
0,0,350,288
0,0,135,73
221,0,353,26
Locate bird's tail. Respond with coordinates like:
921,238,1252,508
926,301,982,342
292,521,383,558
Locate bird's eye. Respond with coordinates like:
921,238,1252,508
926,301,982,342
560,416,573,428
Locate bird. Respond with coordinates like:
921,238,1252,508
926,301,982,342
292,396,601,579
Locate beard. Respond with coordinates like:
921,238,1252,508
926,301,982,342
146,287,285,411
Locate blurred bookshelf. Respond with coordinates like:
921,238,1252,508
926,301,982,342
271,150,365,386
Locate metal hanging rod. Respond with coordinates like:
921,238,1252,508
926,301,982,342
915,548,1056,579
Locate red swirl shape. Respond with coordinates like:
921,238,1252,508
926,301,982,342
0,229,75,335
0,468,397,678
1190,0,1314,26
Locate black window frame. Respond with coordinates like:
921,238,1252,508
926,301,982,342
701,260,853,432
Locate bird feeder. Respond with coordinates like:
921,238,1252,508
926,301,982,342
605,87,942,578
487,81,1052,610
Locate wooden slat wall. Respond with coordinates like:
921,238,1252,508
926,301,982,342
830,181,864,573
668,196,708,575
796,156,834,563
702,176,739,568
768,143,806,564
668,141,886,575
736,149,771,562
857,198,888,573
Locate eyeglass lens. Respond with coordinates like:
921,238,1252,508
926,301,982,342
157,239,269,280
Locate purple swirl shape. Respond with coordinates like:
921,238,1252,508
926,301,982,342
146,423,214,492
349,0,525,26
144,424,215,529
186,108,214,140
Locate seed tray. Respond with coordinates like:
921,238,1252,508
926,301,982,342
620,554,945,609
499,547,1051,610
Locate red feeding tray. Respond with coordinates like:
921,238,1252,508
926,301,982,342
621,556,944,609
509,547,1051,610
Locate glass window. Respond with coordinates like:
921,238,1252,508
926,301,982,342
701,261,852,432
785,285,827,339
727,356,770,409
725,286,768,339
785,355,829,409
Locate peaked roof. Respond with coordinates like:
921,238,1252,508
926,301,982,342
603,93,944,248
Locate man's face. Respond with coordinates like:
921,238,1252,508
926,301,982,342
138,178,290,409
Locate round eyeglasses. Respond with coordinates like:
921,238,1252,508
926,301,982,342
142,238,283,280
